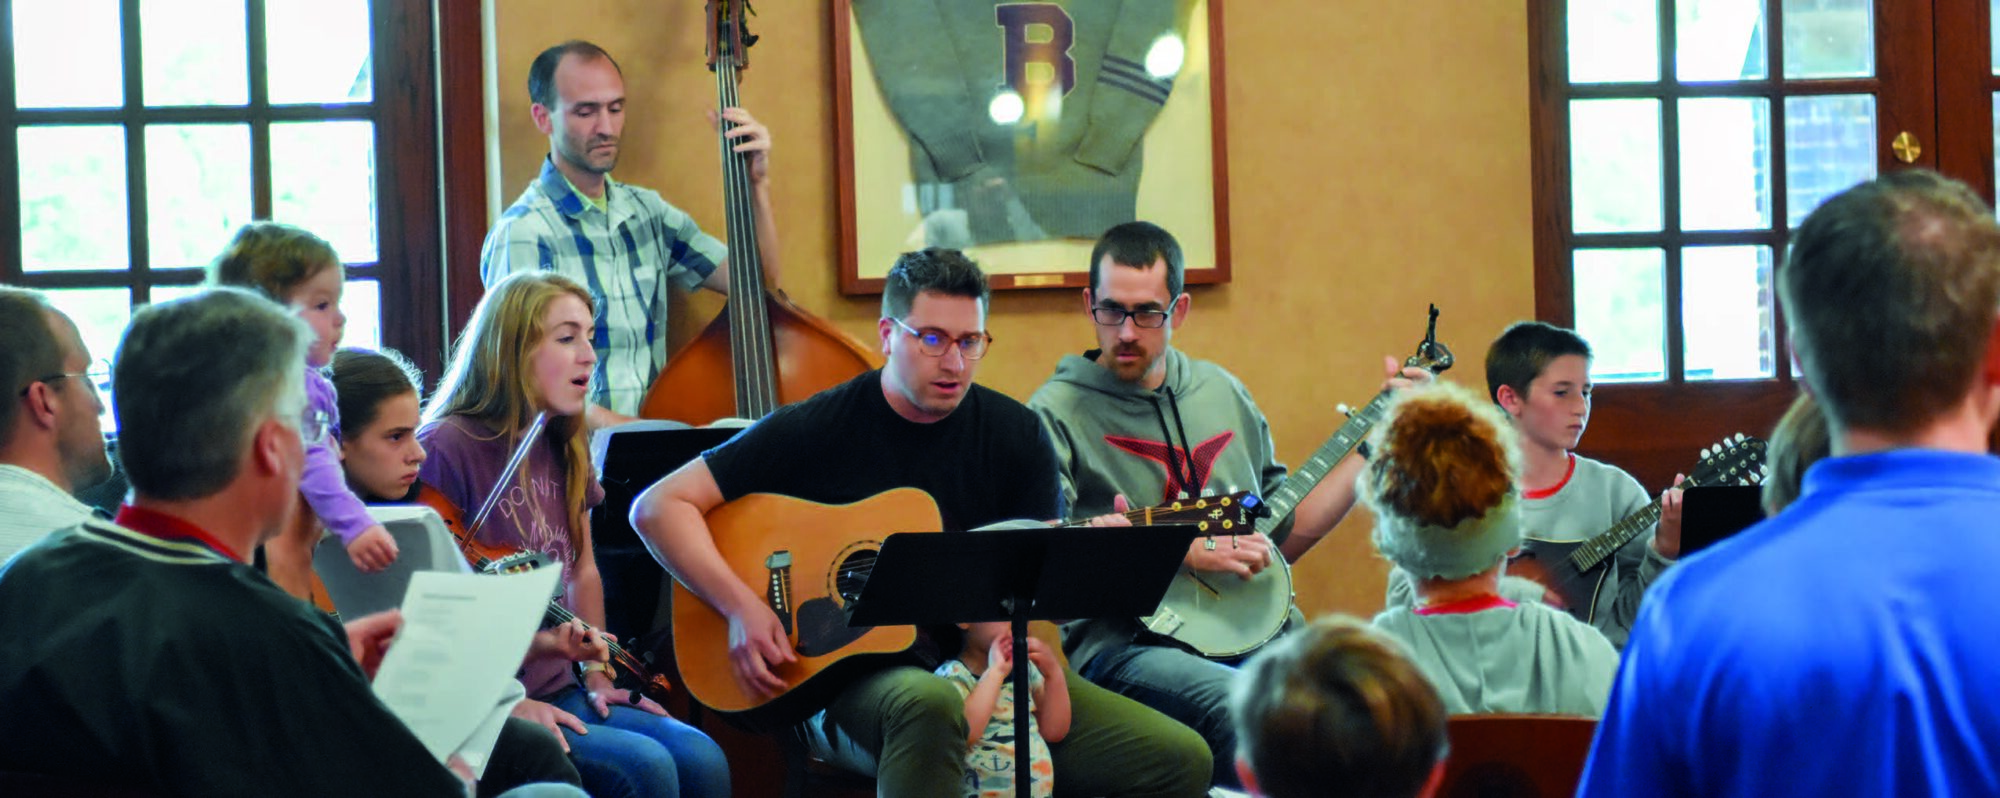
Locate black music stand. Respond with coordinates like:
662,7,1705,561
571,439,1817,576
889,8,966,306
1680,485,1766,556
847,524,1199,798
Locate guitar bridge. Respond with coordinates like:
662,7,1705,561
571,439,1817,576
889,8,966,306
765,551,794,636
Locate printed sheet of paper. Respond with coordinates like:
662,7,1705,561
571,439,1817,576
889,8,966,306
372,568,559,765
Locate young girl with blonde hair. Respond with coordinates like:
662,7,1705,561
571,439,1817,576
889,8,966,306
207,222,398,602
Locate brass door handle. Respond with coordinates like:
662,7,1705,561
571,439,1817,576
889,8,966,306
1891,131,1922,164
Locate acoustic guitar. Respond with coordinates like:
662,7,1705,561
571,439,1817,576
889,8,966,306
1140,305,1455,658
1507,434,1767,623
672,488,1262,728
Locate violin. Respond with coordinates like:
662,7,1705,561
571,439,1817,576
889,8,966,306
414,413,674,707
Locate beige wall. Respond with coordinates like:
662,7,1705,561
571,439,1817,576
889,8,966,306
489,1,1534,618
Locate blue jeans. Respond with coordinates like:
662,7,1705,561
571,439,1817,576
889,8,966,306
1077,642,1242,789
546,686,730,798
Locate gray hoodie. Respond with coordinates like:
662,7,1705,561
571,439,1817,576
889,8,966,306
1027,347,1295,665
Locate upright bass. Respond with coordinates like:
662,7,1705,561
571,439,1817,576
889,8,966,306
642,0,880,424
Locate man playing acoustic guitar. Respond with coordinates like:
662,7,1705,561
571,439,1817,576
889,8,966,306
631,249,1212,797
1025,222,1432,787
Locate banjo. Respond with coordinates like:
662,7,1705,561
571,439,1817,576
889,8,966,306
1141,306,1454,658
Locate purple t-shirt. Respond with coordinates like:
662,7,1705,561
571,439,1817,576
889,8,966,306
417,414,605,697
300,368,376,544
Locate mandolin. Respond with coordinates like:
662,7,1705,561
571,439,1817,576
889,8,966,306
1507,435,1767,622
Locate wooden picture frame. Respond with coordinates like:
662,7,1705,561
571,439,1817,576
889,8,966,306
833,0,1231,294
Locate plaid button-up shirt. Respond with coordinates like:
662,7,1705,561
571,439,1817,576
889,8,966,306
480,158,724,415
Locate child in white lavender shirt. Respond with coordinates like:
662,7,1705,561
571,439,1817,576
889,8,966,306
207,222,397,603
935,621,1071,798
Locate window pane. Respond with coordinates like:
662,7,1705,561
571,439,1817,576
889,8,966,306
272,121,378,262
147,125,253,268
43,287,131,431
1784,94,1875,227
1569,0,1660,83
1678,0,1767,81
1575,249,1667,383
1993,0,2000,75
12,0,123,108
1683,246,1775,381
1782,0,1873,79
266,0,373,104
342,279,382,352
1680,98,1772,231
19,126,130,272
1571,99,1664,233
150,280,206,305
142,0,249,106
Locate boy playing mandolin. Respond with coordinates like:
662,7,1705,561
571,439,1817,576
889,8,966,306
1385,321,1682,648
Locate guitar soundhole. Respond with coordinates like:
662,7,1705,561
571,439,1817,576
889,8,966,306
830,543,881,605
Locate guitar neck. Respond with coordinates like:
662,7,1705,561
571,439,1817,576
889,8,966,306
1569,501,1662,573
713,54,778,419
1565,438,1767,573
1256,387,1396,536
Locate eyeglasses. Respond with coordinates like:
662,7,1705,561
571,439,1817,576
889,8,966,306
890,317,992,360
297,408,332,446
1090,306,1171,329
17,360,112,398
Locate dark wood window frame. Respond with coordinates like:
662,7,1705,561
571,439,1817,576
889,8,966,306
0,0,446,379
1529,0,1947,489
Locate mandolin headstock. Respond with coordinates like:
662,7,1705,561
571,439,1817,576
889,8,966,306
1687,433,1769,488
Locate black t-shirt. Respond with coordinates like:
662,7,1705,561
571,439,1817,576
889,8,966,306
704,370,1064,530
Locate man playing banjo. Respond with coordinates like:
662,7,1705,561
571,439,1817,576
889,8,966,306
1025,221,1430,788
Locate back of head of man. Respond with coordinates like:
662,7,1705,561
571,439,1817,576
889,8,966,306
0,287,111,494
1781,169,2000,452
113,287,316,553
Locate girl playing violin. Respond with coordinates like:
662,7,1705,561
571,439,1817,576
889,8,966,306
330,345,598,797
416,272,728,798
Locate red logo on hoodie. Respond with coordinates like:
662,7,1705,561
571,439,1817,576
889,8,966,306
1104,430,1236,502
